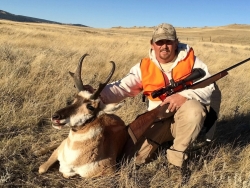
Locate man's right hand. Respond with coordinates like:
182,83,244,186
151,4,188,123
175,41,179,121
161,93,187,112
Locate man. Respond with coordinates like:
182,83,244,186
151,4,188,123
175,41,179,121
100,23,215,173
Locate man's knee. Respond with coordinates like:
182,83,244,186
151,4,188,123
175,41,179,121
178,100,207,124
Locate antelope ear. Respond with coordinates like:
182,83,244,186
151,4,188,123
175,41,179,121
69,71,74,77
102,101,125,114
69,71,76,88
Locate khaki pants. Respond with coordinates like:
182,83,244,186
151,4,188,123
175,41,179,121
124,99,207,167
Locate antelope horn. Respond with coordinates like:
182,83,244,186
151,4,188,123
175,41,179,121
69,53,89,91
90,61,115,99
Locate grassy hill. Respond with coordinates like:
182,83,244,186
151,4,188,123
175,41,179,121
0,10,88,27
0,19,250,187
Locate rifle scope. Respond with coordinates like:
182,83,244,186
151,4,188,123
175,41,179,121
151,68,206,99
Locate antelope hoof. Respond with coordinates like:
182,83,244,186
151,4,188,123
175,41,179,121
39,164,48,174
63,174,71,179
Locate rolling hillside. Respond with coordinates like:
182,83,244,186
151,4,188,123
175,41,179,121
0,9,88,27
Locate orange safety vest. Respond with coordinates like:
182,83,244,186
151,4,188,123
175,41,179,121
141,48,195,101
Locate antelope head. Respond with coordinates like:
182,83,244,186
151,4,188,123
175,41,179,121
51,54,122,130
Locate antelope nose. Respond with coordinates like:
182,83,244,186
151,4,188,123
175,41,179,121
52,113,60,120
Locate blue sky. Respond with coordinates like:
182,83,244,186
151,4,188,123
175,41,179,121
1,0,249,28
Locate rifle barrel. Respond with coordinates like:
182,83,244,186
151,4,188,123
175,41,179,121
190,57,250,89
223,57,250,72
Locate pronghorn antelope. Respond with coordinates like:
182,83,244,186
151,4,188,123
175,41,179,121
38,54,128,178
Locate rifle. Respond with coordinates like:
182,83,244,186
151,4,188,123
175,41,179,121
127,57,250,144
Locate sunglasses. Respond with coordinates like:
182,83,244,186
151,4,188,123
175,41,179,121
155,40,175,46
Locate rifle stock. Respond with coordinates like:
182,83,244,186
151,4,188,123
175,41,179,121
127,57,250,144
127,105,164,144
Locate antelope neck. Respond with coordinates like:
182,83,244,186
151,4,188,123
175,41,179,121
71,116,97,132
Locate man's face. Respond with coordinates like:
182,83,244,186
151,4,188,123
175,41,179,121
151,39,178,64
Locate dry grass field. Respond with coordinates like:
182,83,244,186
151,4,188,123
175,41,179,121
0,20,250,187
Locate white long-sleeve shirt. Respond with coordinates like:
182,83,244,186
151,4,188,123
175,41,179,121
101,43,215,111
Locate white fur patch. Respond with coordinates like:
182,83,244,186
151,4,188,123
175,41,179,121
58,145,81,165
59,165,76,177
75,162,100,177
68,127,103,142
70,113,93,127
78,90,92,99
78,91,101,103
58,156,102,178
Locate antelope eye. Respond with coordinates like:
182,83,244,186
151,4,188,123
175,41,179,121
66,98,74,106
86,104,95,111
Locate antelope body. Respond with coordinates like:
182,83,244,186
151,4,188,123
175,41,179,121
38,54,128,178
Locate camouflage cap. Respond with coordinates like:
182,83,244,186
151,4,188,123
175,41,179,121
152,23,177,42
